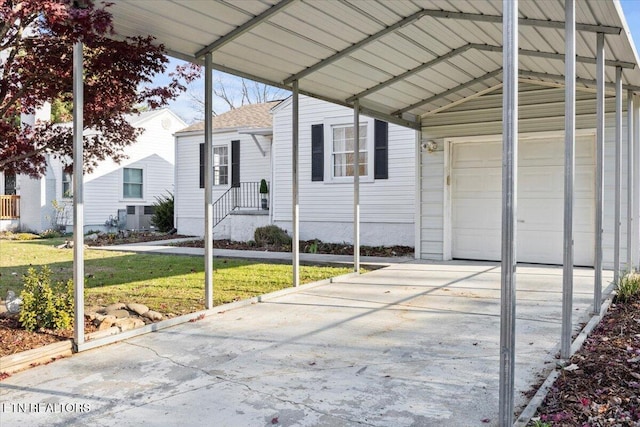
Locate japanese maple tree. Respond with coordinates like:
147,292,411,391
0,0,199,177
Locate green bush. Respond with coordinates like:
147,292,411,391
617,271,640,303
259,179,268,194
40,229,62,239
19,266,74,332
151,192,174,232
254,225,291,246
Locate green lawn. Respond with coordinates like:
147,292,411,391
0,238,353,315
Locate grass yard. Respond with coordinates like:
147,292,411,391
0,238,353,315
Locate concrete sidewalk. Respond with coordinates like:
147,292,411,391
92,239,414,266
0,261,612,426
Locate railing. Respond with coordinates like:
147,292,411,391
0,195,20,219
212,181,266,228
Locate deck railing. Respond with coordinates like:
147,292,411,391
0,195,20,219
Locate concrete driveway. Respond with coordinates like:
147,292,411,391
0,261,611,426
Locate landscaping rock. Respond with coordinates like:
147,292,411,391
114,317,144,331
97,315,116,330
107,309,130,319
105,302,126,312
85,233,99,241
142,310,163,321
126,303,149,316
5,290,22,314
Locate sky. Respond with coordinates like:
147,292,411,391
159,0,640,125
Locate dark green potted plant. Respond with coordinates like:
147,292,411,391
259,179,269,210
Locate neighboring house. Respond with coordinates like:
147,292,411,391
0,108,186,233
174,96,418,247
174,102,277,240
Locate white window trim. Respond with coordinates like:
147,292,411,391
61,170,73,200
323,116,374,183
120,166,146,201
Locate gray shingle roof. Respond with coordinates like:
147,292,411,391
178,101,280,133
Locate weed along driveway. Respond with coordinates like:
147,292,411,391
1,261,611,426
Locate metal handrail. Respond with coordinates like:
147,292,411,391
212,181,266,228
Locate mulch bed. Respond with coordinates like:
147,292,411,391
531,296,640,425
174,238,415,257
86,231,189,247
0,314,97,358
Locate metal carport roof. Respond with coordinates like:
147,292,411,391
106,0,640,129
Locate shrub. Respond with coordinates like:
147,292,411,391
40,228,62,239
254,225,291,246
151,192,174,232
19,266,74,332
259,179,268,194
617,271,640,303
14,232,40,240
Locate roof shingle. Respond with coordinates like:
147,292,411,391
178,101,280,133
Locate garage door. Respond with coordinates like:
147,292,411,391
451,134,595,266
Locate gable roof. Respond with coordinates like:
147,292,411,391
177,101,280,134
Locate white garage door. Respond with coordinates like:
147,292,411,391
451,134,595,266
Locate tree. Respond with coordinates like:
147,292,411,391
0,0,200,177
188,73,288,120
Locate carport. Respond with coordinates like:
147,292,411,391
64,1,640,425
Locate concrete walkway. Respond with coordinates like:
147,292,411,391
0,261,612,426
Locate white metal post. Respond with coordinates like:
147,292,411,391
628,91,634,271
204,52,214,309
615,67,623,283
499,0,518,424
353,99,361,273
72,41,85,347
561,0,576,361
292,80,300,287
594,32,605,314
634,94,640,270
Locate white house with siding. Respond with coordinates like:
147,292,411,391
271,95,418,247
174,97,418,246
0,108,185,233
174,102,277,240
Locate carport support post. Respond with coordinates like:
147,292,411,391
594,32,605,314
615,67,623,284
292,80,300,287
498,0,517,425
353,99,361,273
627,91,634,271
634,95,640,270
73,41,85,347
204,52,214,308
561,0,576,361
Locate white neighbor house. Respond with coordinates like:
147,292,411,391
0,108,185,233
174,96,418,246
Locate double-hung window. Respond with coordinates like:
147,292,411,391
62,170,72,198
213,146,229,186
123,167,143,199
323,117,374,182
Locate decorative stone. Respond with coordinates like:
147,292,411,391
142,310,163,321
5,290,22,314
97,315,117,330
105,303,126,312
85,233,99,241
126,303,149,316
114,317,144,331
107,309,130,319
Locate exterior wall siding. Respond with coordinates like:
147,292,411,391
272,95,417,246
420,84,631,268
174,130,271,237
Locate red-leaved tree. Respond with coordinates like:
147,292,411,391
0,0,200,177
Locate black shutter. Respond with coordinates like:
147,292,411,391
374,120,388,180
311,124,324,181
199,143,204,188
231,140,240,187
